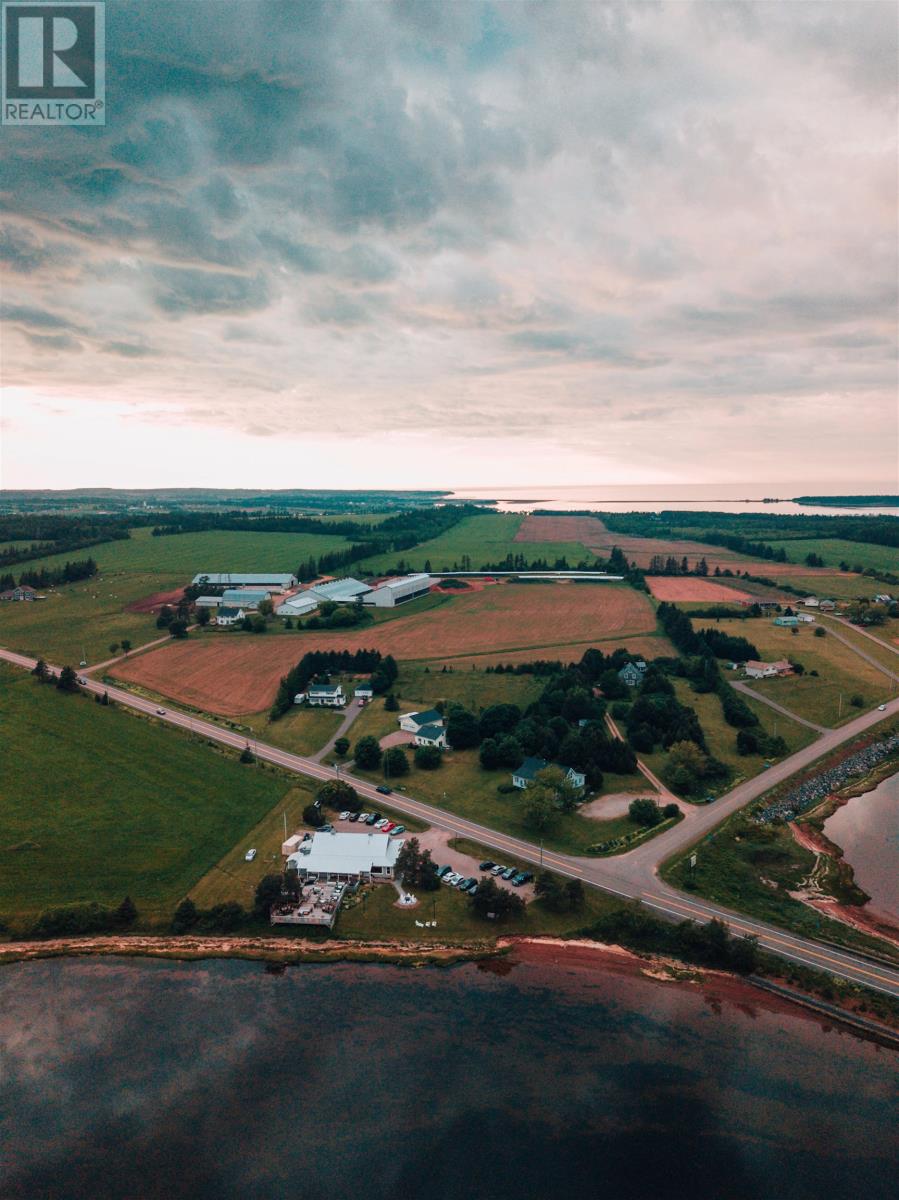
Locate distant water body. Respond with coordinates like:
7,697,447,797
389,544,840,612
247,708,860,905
1,953,896,1200
448,482,899,517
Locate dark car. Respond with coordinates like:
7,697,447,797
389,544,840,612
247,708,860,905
376,785,392,795
511,872,527,887
518,872,534,884
479,860,496,872
348,811,360,822
366,813,380,826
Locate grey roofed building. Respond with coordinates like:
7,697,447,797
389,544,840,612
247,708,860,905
414,723,448,748
398,708,443,732
191,573,296,589
310,577,373,603
286,830,404,882
221,588,271,608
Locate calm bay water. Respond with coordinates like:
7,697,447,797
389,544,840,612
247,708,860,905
824,772,899,926
0,952,896,1200
448,483,899,517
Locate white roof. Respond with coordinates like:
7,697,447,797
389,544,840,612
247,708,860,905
286,831,403,875
311,577,373,601
377,573,430,591
277,595,318,614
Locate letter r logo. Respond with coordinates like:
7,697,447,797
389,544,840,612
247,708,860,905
3,3,97,98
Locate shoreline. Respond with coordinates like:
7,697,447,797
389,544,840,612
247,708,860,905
790,757,899,949
2,930,897,1045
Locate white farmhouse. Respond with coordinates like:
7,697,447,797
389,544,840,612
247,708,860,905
296,683,345,707
413,723,449,749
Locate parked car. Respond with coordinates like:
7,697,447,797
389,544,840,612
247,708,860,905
444,872,462,886
455,876,473,889
374,818,389,829
339,811,350,821
479,861,496,871
511,872,527,887
502,867,517,880
358,813,370,823
366,813,380,826
518,872,534,884
320,823,334,833
77,677,88,685
348,811,360,822
491,864,506,876
244,849,257,862
436,865,451,879
380,821,395,832
376,785,392,795
390,825,405,836
463,878,479,893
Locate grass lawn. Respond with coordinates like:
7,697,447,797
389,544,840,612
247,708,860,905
335,872,623,943
662,809,899,964
356,512,596,574
763,538,899,575
819,618,899,677
769,572,879,600
350,748,655,856
0,665,292,926
710,618,892,725
243,706,345,757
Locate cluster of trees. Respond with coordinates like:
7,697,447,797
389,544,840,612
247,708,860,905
647,554,711,575
32,660,85,694
844,600,892,627
534,871,585,912
587,903,759,974
18,557,98,589
352,736,410,777
656,602,759,662
628,798,679,827
0,514,129,569
304,600,368,630
156,601,191,638
469,875,525,920
395,838,440,890
519,765,587,832
171,897,246,933
31,896,137,937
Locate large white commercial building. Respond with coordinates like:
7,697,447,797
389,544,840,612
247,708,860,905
363,573,431,607
286,831,404,882
276,594,319,618
310,577,373,603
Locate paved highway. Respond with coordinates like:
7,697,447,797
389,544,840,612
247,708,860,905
3,644,899,997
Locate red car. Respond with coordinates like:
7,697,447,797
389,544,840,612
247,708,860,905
380,821,396,833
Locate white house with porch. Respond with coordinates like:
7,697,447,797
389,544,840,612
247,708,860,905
414,723,449,749
295,683,345,707
512,756,586,791
398,708,442,733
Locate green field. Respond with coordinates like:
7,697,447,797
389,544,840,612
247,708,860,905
768,572,884,600
357,512,596,574
764,539,899,575
712,618,893,725
243,706,345,757
0,525,353,665
0,665,293,925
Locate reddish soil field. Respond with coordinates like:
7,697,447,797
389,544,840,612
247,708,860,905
111,583,658,714
124,588,186,614
433,577,499,592
514,515,853,578
646,577,753,603
440,634,675,670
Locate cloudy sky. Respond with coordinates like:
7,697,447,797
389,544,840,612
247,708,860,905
1,0,896,490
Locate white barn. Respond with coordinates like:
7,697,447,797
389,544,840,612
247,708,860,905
363,573,431,607
276,594,319,618
192,573,296,591
310,577,372,603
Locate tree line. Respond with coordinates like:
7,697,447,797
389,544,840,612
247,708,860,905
15,557,98,589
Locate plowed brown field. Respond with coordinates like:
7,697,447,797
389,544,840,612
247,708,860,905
514,515,857,577
646,577,753,602
111,583,658,715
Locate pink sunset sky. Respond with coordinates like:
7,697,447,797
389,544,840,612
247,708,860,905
1,0,897,489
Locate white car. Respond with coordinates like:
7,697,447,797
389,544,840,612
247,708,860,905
444,872,462,886
878,704,887,711
339,811,350,821
244,848,257,862
156,708,167,716
358,813,370,823
374,818,389,829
